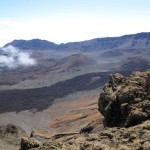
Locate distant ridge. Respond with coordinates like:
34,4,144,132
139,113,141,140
4,32,150,51
4,39,57,50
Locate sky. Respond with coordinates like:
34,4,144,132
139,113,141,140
0,0,150,47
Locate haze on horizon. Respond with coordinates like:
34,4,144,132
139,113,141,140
0,0,150,47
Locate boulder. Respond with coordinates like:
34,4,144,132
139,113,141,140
0,124,28,149
20,137,40,150
0,124,27,137
98,70,150,127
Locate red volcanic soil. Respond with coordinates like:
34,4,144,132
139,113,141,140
49,94,103,133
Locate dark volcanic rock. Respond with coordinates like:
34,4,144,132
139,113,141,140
0,72,109,113
98,70,150,127
20,137,40,150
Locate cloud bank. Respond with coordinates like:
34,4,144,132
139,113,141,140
0,46,36,68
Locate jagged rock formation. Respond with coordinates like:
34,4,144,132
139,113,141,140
20,120,150,150
1,124,27,137
20,137,40,150
0,124,27,150
98,70,150,127
20,70,150,150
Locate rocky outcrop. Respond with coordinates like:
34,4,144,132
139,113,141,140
20,137,40,150
0,124,27,138
20,70,150,150
0,124,28,150
20,120,150,150
98,70,150,127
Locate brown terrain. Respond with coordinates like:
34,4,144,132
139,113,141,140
0,91,102,134
49,94,103,133
19,69,150,150
0,64,150,149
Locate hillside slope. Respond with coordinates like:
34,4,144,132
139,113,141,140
0,72,110,113
54,53,96,70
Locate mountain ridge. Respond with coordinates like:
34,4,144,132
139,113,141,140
3,32,150,51
4,39,57,50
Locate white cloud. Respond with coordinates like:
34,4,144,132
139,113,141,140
0,46,36,68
